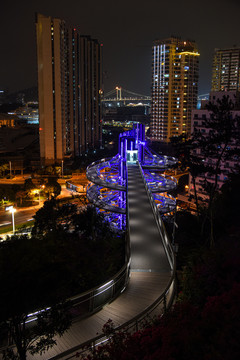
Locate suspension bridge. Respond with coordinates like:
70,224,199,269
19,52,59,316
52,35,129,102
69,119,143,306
103,87,151,104
103,87,209,108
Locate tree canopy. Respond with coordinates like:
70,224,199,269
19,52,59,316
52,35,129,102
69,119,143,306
0,203,125,359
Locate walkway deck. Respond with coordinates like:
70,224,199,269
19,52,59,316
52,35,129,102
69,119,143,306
127,164,170,273
28,164,172,360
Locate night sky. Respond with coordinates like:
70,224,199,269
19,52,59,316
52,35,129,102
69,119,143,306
1,0,240,97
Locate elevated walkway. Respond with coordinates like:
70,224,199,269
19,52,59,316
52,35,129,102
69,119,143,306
128,164,171,273
28,164,174,360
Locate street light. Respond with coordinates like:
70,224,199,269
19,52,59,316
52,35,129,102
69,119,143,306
61,160,64,178
38,185,45,205
5,206,16,234
11,207,16,233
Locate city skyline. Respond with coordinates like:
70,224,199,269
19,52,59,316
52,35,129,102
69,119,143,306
1,0,240,96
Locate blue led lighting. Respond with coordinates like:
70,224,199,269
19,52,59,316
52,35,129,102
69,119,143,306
86,124,177,230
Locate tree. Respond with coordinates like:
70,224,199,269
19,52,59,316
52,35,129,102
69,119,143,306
23,178,35,192
212,172,240,231
177,236,240,307
15,180,37,206
44,166,61,176
192,95,240,245
82,283,240,360
44,177,61,200
0,162,9,178
0,205,125,359
0,235,72,360
54,166,61,176
0,184,21,204
72,205,111,240
15,190,29,206
32,198,77,236
1,303,71,360
170,134,207,217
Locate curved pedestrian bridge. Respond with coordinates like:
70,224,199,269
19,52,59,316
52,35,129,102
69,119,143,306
28,162,175,360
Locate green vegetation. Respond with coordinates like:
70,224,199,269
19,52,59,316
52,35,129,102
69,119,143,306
85,281,240,360
171,95,240,246
0,176,62,210
0,202,125,359
0,184,21,207
0,162,9,178
0,221,34,235
82,98,240,359
82,173,240,360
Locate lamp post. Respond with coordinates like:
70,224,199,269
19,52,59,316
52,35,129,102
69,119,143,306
11,208,16,233
39,185,45,205
61,160,64,178
6,206,16,234
5,205,16,234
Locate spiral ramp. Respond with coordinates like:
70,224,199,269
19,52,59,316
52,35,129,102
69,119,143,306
28,127,177,360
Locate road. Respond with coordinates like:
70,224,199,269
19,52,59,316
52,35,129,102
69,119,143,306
0,186,84,234
0,206,39,230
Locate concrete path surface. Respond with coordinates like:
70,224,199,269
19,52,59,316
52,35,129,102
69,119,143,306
27,164,172,360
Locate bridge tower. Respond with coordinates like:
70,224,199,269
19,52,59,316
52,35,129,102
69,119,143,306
115,86,122,100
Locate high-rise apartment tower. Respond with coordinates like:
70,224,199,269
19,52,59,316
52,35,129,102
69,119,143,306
211,46,240,92
36,13,102,165
151,37,199,142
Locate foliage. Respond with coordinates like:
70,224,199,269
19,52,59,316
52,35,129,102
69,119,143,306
0,234,72,360
176,173,188,193
212,172,240,232
177,236,240,307
82,283,240,360
32,202,125,287
0,162,9,178
172,96,240,246
36,165,62,176
85,173,240,360
192,96,240,244
173,211,204,269
23,178,35,191
1,303,71,360
32,198,76,236
81,236,240,360
0,184,21,204
0,205,124,358
0,198,125,359
170,134,207,217
71,205,111,239
15,189,31,206
44,177,61,199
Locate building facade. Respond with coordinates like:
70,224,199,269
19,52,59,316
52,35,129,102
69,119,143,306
211,47,240,92
150,37,199,142
36,13,102,165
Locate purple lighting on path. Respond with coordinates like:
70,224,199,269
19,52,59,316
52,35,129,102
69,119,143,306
86,123,177,230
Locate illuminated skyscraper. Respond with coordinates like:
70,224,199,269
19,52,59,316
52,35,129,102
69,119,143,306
151,37,199,142
211,47,240,92
36,13,102,165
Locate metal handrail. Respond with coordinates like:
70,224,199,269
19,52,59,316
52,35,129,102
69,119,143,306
86,155,126,191
138,161,175,269
86,183,126,214
48,275,175,360
48,163,176,360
